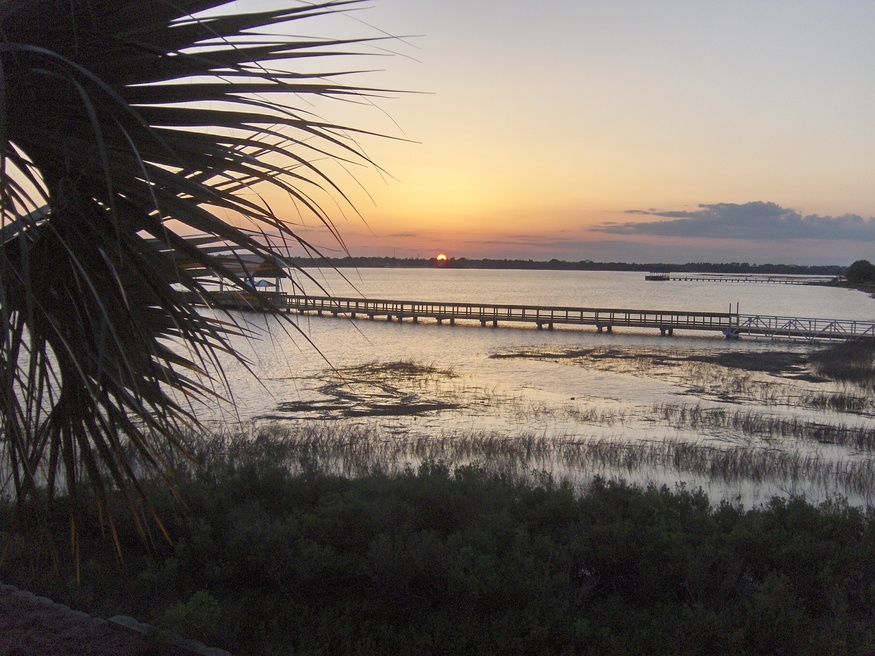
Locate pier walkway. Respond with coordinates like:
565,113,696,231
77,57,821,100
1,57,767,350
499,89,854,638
645,273,838,285
205,292,875,342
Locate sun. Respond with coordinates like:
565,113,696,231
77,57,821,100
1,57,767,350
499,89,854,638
436,253,448,261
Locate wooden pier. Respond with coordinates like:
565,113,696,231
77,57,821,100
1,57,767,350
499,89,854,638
645,273,838,285
203,292,875,342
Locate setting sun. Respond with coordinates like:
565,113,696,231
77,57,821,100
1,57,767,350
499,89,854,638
436,253,448,261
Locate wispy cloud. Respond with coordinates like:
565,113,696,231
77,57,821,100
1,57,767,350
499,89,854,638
595,202,875,241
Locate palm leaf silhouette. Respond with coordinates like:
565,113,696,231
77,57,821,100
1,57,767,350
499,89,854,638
0,0,389,562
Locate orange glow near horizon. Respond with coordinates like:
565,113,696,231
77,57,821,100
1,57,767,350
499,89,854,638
436,253,448,261
205,0,875,268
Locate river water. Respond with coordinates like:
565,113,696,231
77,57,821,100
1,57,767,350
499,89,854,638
198,269,875,506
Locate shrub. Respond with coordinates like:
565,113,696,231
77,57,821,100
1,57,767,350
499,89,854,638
4,445,875,654
845,259,875,284
163,590,224,646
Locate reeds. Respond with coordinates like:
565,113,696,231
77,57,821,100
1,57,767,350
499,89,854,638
809,341,875,390
492,345,875,414
183,423,875,504
336,360,458,383
212,349,875,506
271,360,464,419
650,403,875,451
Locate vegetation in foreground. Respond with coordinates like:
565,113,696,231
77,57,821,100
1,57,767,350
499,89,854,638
3,438,875,656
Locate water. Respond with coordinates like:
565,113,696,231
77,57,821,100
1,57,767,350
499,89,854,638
292,268,872,319
200,269,875,506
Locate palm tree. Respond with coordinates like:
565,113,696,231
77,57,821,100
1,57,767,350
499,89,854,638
0,0,388,560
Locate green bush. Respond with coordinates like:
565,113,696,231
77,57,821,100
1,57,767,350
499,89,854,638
846,259,875,284
3,449,875,655
163,590,224,645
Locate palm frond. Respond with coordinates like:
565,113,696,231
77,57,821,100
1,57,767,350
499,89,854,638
0,0,390,562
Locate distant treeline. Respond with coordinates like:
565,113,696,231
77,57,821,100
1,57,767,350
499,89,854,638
296,256,845,276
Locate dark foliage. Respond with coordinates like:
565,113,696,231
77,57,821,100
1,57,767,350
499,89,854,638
0,0,385,558
846,260,875,284
3,451,875,655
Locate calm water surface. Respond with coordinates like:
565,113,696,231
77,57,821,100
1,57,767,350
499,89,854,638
291,268,872,319
201,269,875,505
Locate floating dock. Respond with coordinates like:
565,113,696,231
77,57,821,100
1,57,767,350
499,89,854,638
202,292,875,342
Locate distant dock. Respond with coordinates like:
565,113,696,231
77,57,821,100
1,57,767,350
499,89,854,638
201,292,875,342
645,273,839,285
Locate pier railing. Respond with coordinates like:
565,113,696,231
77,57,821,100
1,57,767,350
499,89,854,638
732,315,875,341
200,291,875,341
273,294,734,335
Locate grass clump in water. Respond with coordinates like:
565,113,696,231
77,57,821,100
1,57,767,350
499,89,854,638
267,360,462,420
810,340,875,390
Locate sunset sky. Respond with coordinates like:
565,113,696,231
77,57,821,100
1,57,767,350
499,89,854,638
260,1,875,265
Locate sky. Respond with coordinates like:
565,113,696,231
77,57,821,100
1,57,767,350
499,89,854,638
252,0,875,265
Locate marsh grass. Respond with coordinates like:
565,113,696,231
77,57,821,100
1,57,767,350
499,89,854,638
248,350,875,503
7,438,875,655
801,391,871,413
563,405,623,426
337,360,458,383
476,388,871,452
268,360,463,419
676,361,873,413
183,423,875,504
651,403,875,451
810,340,875,390
500,345,875,416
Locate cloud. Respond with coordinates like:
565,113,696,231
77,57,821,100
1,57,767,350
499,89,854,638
595,202,875,241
